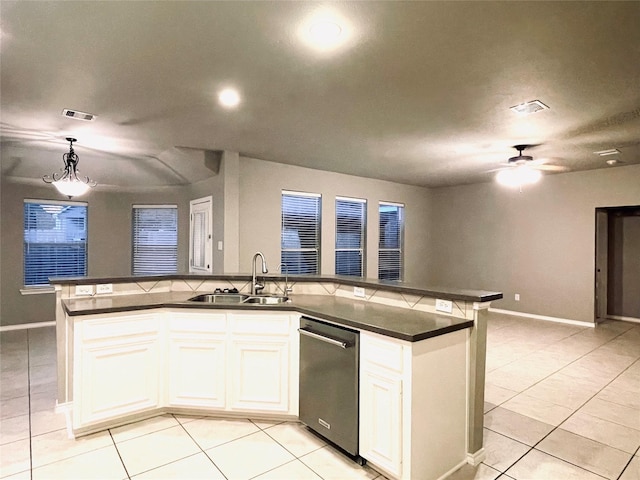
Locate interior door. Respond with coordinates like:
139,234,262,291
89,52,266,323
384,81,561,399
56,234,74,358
594,209,608,322
190,196,213,273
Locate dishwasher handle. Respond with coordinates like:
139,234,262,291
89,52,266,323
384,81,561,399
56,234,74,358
298,327,352,349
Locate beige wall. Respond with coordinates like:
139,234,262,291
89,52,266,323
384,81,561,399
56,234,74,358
237,157,433,284
1,179,191,326
429,164,640,324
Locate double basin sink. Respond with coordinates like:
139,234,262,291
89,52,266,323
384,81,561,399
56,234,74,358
188,293,289,306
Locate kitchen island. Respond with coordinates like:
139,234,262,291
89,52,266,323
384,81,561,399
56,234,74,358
52,274,501,480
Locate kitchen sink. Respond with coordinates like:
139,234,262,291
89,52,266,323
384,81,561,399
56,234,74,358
188,294,248,304
242,295,289,305
187,293,289,305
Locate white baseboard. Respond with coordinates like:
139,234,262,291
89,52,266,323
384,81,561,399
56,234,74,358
437,458,471,480
488,308,595,328
466,447,486,466
0,321,56,332
607,315,640,324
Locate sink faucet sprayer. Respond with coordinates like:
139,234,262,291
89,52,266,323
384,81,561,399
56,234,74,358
251,252,268,295
278,263,293,295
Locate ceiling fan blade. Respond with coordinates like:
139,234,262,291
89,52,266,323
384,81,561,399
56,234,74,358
533,164,569,172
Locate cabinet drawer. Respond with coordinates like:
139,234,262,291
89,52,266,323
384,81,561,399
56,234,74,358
228,313,291,336
81,313,158,341
361,333,404,373
168,312,227,334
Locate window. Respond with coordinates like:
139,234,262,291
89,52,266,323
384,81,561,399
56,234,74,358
132,205,178,276
281,191,321,275
23,200,88,286
378,202,404,281
336,197,366,277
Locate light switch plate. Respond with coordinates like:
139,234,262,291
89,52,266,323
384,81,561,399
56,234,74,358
435,299,453,313
217,241,223,251
353,286,366,298
75,285,94,296
96,284,113,294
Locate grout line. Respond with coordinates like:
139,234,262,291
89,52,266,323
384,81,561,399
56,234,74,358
108,429,131,480
484,317,639,479
27,330,33,480
174,414,229,480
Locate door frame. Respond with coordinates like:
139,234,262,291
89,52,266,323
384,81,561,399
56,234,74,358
189,196,213,273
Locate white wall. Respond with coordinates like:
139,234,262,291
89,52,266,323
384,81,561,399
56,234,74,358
429,164,640,324
237,157,433,284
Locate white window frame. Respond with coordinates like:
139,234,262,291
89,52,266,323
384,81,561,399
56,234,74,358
132,204,178,276
281,190,321,275
23,199,88,288
335,196,366,277
378,201,404,281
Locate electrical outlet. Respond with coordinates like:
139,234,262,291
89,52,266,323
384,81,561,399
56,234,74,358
217,241,223,251
75,285,94,296
96,284,113,294
435,299,453,313
353,286,366,298
515,293,520,301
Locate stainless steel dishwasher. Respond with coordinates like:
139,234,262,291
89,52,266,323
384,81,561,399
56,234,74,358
299,316,362,460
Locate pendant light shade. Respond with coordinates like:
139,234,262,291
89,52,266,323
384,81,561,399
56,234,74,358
43,138,96,198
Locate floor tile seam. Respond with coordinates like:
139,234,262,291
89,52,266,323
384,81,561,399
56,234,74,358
26,330,33,479
245,458,306,480
554,425,639,457
617,453,638,480
481,444,535,477
296,445,348,480
107,429,131,479
504,448,611,480
110,421,183,445
527,408,630,480
173,414,230,480
481,426,540,450
260,423,326,460
127,451,210,480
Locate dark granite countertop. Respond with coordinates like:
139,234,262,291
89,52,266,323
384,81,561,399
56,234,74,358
51,274,503,303
62,292,476,343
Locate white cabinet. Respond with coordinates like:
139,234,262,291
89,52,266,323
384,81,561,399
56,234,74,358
359,329,469,480
167,312,227,408
73,313,161,429
360,332,405,478
228,313,298,415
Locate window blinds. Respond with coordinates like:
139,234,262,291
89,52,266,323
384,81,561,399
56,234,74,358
378,202,404,281
281,191,321,275
336,197,366,277
132,205,178,276
23,200,88,286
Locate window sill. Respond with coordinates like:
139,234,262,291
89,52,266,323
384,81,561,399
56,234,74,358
20,286,56,296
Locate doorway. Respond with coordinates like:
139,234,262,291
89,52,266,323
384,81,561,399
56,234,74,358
190,196,213,273
594,205,640,323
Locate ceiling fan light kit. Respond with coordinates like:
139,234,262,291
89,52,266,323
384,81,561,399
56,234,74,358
496,165,542,188
42,137,97,198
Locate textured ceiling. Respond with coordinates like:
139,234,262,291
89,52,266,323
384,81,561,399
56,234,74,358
1,1,639,189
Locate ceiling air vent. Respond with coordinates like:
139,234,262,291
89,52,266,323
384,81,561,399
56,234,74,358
61,109,97,121
510,100,549,115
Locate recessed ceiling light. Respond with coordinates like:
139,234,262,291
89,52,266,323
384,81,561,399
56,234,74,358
594,148,620,156
218,88,240,108
606,159,619,165
510,100,549,115
309,20,342,44
299,10,350,52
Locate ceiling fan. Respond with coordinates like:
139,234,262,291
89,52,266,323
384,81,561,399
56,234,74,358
494,144,568,189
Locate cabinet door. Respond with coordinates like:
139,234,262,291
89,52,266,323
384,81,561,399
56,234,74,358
229,339,289,413
75,336,160,428
360,369,403,477
168,336,226,408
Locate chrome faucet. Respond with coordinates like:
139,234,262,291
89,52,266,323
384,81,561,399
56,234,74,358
278,263,293,295
251,252,268,295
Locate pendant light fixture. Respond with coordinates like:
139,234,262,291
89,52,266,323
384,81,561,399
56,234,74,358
43,138,96,198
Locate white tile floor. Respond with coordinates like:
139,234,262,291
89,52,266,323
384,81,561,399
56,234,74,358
1,313,639,479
